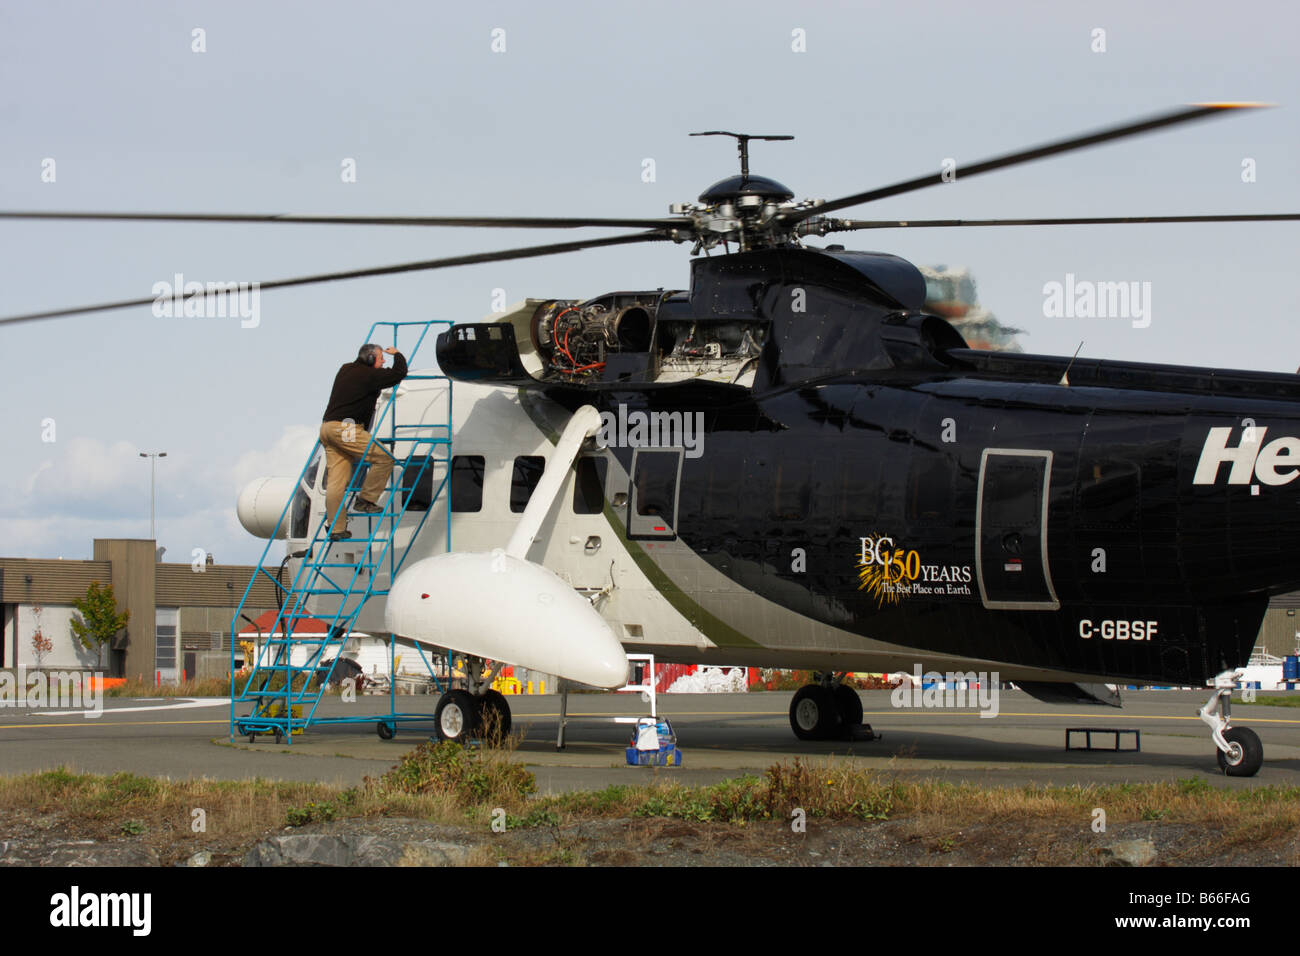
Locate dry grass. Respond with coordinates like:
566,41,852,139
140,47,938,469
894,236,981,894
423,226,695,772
2,750,1298,864
107,676,234,698
0,768,342,863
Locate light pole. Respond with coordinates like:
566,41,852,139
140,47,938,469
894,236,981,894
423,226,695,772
139,451,167,539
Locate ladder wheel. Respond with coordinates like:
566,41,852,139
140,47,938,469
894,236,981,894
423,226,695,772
273,728,284,744
377,721,395,740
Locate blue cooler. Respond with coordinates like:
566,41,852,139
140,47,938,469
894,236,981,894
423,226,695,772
625,717,682,766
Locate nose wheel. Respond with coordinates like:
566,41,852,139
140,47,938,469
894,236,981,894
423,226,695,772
433,687,514,745
434,689,481,743
480,689,512,743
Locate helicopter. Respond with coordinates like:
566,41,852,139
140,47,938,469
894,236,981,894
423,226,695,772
4,103,1300,776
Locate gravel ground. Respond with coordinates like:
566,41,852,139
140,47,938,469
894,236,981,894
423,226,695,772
2,807,1296,866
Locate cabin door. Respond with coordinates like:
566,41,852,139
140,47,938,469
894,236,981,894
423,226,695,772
976,449,1060,610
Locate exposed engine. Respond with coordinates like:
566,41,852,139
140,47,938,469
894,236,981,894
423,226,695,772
532,298,654,380
530,292,767,386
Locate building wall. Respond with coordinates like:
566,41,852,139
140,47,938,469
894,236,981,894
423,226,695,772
92,539,155,678
8,604,99,670
1255,608,1300,660
1,543,286,681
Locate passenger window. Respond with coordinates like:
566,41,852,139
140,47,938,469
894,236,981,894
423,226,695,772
399,456,433,512
510,456,546,513
450,455,485,513
573,457,607,514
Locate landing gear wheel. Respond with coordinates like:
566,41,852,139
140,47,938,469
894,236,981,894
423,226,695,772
435,689,481,743
376,720,395,740
1216,726,1263,777
834,684,863,733
790,684,841,741
479,690,512,744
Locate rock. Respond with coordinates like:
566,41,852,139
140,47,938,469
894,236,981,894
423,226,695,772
1099,839,1157,867
0,843,161,866
244,824,475,867
186,850,212,867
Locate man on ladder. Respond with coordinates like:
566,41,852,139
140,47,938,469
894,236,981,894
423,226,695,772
320,343,408,541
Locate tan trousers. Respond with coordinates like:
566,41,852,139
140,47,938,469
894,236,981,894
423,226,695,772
320,421,396,536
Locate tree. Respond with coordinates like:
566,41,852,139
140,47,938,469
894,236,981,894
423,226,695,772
70,582,129,671
30,604,53,671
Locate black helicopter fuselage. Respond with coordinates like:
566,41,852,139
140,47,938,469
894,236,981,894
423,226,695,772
438,245,1300,686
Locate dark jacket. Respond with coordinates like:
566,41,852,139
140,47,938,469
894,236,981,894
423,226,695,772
322,352,407,427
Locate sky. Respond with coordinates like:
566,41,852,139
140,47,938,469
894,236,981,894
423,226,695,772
1,0,1297,566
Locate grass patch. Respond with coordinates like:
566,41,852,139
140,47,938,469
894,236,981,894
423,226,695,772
1244,695,1300,708
3,750,1300,864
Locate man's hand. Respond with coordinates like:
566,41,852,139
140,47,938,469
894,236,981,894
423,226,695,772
383,347,399,355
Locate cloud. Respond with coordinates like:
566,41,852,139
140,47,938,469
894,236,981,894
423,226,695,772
0,425,316,566
230,424,317,490
7,438,150,521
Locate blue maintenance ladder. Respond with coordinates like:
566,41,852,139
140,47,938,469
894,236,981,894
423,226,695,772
229,319,454,743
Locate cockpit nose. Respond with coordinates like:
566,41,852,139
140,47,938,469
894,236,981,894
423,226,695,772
236,476,296,539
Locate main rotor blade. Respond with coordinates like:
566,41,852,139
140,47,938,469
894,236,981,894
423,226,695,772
827,212,1300,230
783,103,1269,223
0,210,688,230
0,230,668,327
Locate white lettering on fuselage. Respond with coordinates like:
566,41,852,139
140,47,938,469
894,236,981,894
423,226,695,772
1078,619,1158,641
1194,426,1300,486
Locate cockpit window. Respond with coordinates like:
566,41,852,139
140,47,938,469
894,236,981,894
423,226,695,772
291,447,323,538
628,449,682,539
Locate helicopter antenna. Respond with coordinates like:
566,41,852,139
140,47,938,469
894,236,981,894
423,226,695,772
690,131,793,178
1059,341,1084,386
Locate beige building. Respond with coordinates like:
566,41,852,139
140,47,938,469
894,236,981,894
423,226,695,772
1,539,277,680
1257,593,1300,661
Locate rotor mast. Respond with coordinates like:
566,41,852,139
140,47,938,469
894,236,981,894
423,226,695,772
689,131,794,179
